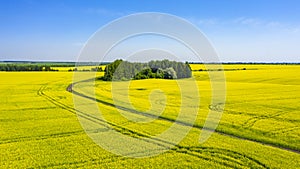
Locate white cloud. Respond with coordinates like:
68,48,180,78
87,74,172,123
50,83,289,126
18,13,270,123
72,42,85,47
85,8,125,17
291,28,300,33
197,18,218,25
233,17,264,26
186,16,300,62
187,17,219,26
231,17,300,34
188,16,300,36
266,21,282,27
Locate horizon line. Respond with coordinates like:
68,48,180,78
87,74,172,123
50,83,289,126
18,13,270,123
1,60,300,64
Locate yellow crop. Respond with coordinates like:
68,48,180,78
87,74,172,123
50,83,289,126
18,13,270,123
0,64,299,168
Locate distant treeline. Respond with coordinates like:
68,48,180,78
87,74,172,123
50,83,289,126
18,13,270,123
0,62,109,71
101,59,192,81
0,64,58,71
0,65,107,72
189,62,300,65
0,61,110,67
67,67,104,72
193,68,250,71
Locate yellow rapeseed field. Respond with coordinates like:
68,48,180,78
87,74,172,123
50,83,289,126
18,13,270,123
0,64,299,168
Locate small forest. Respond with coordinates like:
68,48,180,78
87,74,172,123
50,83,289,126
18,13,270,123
101,59,192,81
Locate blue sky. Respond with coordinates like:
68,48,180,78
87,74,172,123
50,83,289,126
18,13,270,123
0,0,299,62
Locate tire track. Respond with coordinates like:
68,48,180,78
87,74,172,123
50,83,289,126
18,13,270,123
31,155,126,169
0,131,85,144
175,146,269,169
68,82,300,154
0,106,57,112
38,85,150,139
225,109,300,123
39,82,270,168
241,110,287,129
271,126,300,135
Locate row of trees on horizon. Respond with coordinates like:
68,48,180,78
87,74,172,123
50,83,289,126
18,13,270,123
0,64,57,71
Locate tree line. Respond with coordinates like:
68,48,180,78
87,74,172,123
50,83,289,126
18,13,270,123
0,64,58,71
101,59,192,81
0,64,106,72
68,67,104,72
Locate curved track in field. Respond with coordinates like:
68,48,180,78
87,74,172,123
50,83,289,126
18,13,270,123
29,79,300,168
67,82,300,155
36,83,269,168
